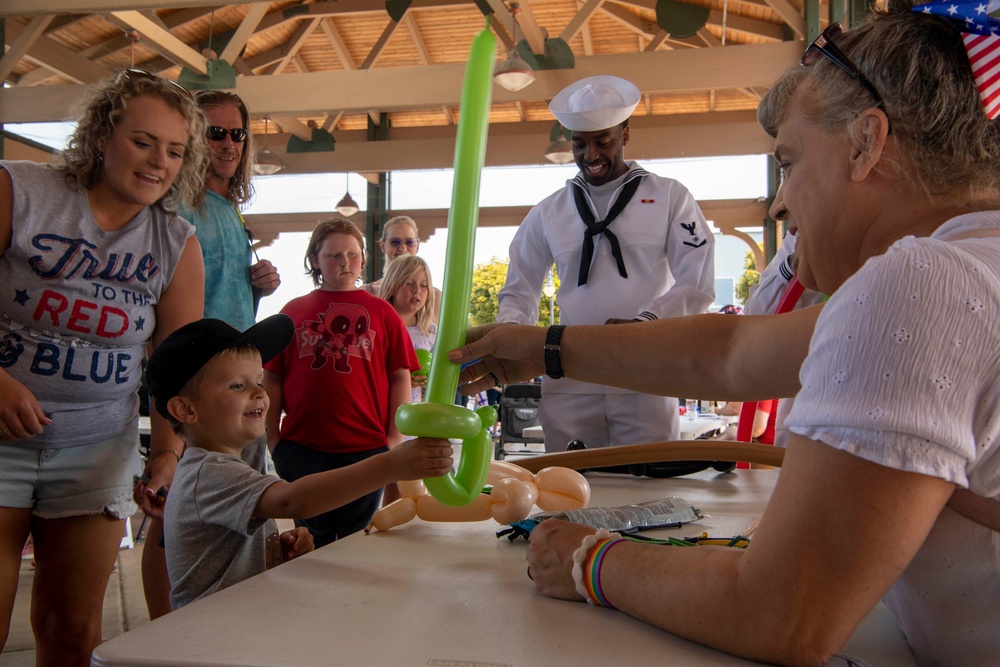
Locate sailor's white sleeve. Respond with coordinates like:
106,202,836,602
496,205,552,325
639,189,715,320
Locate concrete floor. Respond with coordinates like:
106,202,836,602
0,515,151,667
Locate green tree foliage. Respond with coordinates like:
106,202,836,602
467,257,560,326
735,248,761,306
468,257,509,326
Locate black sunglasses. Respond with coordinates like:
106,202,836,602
114,68,194,101
207,126,248,143
801,24,885,111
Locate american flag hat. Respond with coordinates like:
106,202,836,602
913,0,1000,119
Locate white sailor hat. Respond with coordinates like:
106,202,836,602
549,75,641,132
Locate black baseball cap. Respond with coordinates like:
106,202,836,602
147,315,294,419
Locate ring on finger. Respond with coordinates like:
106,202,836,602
526,565,533,581
487,371,500,388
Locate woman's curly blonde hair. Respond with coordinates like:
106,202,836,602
54,69,210,212
757,0,1000,207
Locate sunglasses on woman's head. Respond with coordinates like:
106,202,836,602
114,68,194,101
801,23,886,111
206,126,248,143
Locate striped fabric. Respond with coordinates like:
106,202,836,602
963,33,1000,119
914,1,1000,118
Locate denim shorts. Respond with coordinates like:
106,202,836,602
0,423,142,519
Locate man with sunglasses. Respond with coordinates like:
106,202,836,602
142,90,281,619
495,75,715,453
184,90,280,329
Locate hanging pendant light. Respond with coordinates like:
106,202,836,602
253,117,285,176
335,173,359,217
544,121,574,164
544,138,573,164
494,3,536,92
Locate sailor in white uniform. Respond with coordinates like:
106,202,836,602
496,76,716,451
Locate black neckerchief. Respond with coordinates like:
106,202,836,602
572,172,643,286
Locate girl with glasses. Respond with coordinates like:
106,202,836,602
362,216,442,325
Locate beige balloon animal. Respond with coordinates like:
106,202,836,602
367,461,591,532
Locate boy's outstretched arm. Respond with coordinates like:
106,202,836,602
253,438,453,520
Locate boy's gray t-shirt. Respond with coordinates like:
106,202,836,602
164,447,281,609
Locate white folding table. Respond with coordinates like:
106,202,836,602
92,470,915,667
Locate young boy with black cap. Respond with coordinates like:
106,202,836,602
146,315,453,609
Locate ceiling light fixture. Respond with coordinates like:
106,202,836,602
493,3,536,92
335,173,360,217
253,117,285,176
545,122,574,164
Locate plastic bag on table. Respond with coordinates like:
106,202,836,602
498,497,703,542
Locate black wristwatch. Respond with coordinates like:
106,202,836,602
544,325,567,379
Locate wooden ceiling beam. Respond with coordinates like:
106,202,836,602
270,16,321,74
219,3,270,63
406,14,432,64
5,17,113,85
644,29,670,51
705,9,783,40
0,41,802,122
252,0,472,34
322,111,344,132
486,0,544,54
2,0,270,14
0,16,55,82
560,0,605,44
16,6,214,86
696,27,722,47
271,115,314,141
320,18,357,70
610,0,785,41
360,17,404,70
404,13,454,123
235,112,771,174
600,3,699,48
762,0,806,38
577,0,595,55
510,0,547,55
490,17,516,53
105,10,208,73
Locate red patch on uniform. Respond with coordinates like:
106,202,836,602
640,198,655,203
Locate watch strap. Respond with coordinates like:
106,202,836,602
544,324,567,379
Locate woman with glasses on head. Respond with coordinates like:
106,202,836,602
0,70,208,663
452,2,1000,664
362,216,442,324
